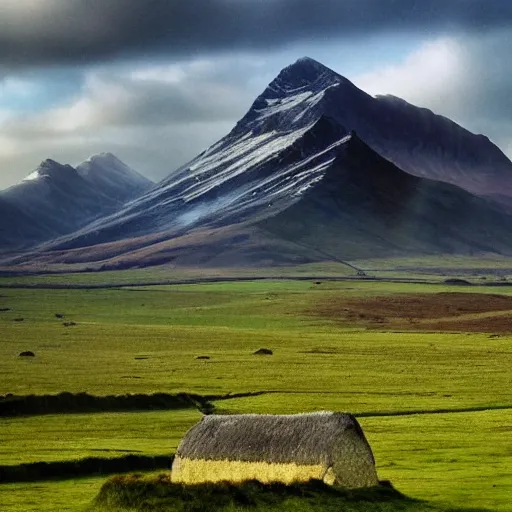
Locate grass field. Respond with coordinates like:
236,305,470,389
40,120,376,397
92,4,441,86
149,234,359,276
1,477,108,512
1,409,200,465
3,255,512,286
1,274,512,511
0,262,359,286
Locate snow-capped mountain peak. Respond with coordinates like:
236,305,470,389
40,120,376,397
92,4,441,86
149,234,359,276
230,59,346,138
228,57,371,142
271,56,341,91
22,170,42,182
80,152,130,175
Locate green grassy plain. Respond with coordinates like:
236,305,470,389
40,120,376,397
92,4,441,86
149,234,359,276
0,262,357,286
1,275,512,511
1,477,107,512
1,409,200,465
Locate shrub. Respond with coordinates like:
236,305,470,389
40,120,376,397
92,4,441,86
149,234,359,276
18,351,35,357
93,476,408,512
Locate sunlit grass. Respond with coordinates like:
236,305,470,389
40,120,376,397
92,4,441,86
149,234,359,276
1,279,512,510
1,478,105,512
1,409,199,465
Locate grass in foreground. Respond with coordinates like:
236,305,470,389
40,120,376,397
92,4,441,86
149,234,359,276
1,279,512,510
89,475,487,512
0,476,108,512
2,409,510,509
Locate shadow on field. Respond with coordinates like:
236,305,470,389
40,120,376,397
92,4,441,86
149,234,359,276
0,391,268,418
0,392,208,417
0,455,172,484
0,392,268,417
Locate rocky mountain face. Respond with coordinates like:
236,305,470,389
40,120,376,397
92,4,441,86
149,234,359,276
4,57,512,268
0,155,153,251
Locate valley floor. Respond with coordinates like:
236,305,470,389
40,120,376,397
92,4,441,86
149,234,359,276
1,266,511,511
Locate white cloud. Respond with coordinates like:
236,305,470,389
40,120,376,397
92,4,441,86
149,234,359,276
131,66,187,84
0,134,20,157
0,57,265,188
353,33,512,157
0,109,12,124
354,38,465,114
5,58,255,135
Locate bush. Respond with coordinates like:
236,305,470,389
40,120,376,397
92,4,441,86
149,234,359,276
18,351,35,357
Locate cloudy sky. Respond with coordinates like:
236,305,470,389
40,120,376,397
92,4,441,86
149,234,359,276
0,0,511,189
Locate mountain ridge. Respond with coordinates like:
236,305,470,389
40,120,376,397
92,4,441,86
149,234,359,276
3,57,512,269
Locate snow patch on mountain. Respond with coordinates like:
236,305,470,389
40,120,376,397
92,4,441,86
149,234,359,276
22,170,41,182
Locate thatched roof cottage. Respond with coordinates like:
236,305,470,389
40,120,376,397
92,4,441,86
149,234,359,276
171,412,378,488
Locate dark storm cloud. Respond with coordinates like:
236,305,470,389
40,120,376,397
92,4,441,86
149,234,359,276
1,0,511,67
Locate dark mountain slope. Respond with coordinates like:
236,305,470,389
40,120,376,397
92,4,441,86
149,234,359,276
0,198,55,253
261,134,512,260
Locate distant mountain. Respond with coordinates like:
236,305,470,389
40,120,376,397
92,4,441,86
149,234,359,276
77,152,152,201
0,155,153,251
33,129,512,269
5,57,512,269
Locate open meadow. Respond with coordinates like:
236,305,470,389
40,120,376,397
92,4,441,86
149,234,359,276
1,272,512,511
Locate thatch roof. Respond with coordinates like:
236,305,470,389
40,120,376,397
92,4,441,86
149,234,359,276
175,412,374,466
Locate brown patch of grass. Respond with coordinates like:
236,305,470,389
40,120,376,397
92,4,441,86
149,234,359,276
313,292,512,333
419,315,512,334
